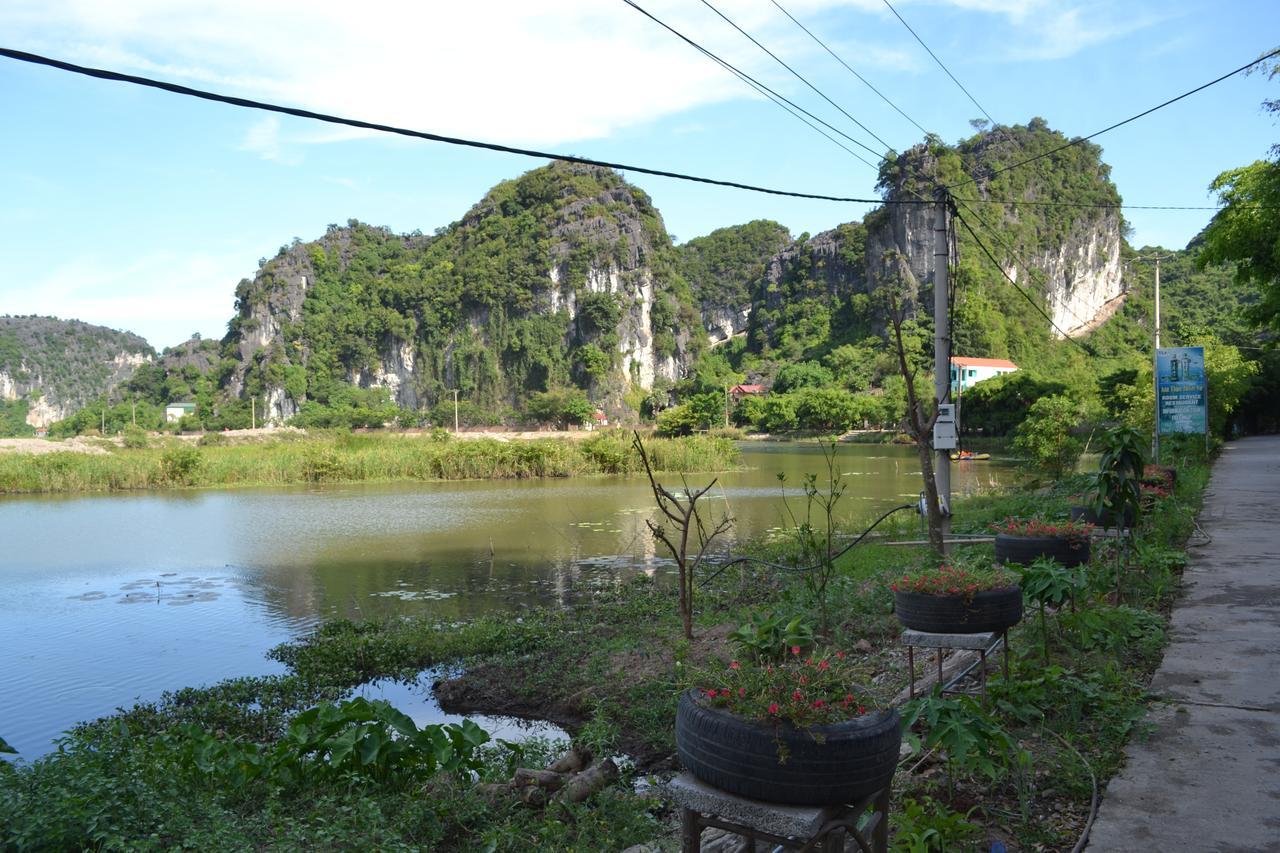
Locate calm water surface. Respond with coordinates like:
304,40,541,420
0,442,1011,758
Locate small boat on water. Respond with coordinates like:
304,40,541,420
949,451,991,461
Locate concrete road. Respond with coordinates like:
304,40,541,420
1087,437,1280,852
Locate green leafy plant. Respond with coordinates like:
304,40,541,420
176,697,490,788
1090,425,1145,530
891,796,981,853
1014,556,1087,663
1011,394,1084,481
901,693,1028,794
728,610,815,663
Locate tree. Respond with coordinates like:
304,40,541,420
773,361,833,394
1012,395,1084,481
1197,53,1280,332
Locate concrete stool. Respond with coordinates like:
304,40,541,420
667,772,889,853
901,629,1008,702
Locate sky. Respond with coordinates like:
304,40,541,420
1,0,1277,350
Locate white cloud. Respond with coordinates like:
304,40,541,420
5,252,247,349
0,0,1156,156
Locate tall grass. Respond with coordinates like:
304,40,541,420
0,432,740,494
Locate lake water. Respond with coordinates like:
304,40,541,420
0,442,1012,758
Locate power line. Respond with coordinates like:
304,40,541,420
952,196,1096,333
770,0,931,138
880,0,998,130
621,0,882,168
0,45,896,205
952,205,1096,354
619,1,879,171
957,197,1280,211
697,0,897,154
948,46,1280,191
4,46,1269,215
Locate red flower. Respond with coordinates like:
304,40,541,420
818,660,830,671
813,699,825,708
720,688,730,698
730,661,741,670
768,703,780,715
792,689,803,701
791,645,801,656
738,687,746,698
835,651,846,660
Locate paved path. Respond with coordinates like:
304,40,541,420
1088,437,1280,852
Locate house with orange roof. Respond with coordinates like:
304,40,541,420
950,356,1018,396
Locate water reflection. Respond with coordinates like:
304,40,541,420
0,442,1013,758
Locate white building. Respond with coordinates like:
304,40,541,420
164,402,197,423
950,357,1018,396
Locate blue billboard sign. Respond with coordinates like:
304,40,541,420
1156,346,1206,435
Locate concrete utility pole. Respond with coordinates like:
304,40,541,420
724,385,730,428
1152,255,1163,463
251,397,256,431
933,198,952,548
452,389,460,434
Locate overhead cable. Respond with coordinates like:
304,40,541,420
621,0,883,166
770,0,931,138
952,196,1096,333
947,46,1280,191
880,0,999,129
953,207,1096,355
2,47,1270,214
0,45,893,204
697,0,897,154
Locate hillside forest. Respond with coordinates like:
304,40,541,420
3,119,1274,445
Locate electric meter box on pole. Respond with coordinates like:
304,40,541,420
933,403,957,450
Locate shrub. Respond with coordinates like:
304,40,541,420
159,446,202,484
121,426,149,449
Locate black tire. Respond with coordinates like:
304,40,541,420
894,586,1023,634
675,691,901,805
1070,504,1136,529
995,533,1090,567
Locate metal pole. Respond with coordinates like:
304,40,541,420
933,197,952,548
724,385,730,428
1153,257,1161,464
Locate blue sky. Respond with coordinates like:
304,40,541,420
1,0,1277,349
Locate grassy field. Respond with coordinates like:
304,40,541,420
0,430,739,494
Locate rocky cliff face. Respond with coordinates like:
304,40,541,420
219,163,699,420
0,317,152,427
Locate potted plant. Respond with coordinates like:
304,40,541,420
676,651,900,805
991,517,1093,567
890,559,1023,634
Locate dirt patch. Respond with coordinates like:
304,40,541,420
0,437,111,455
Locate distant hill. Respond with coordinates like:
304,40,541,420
0,316,153,433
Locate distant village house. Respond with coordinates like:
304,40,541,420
950,357,1018,396
729,384,766,403
164,401,197,423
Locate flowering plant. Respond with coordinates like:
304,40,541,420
889,562,1018,600
696,650,879,729
989,516,1093,541
1140,481,1171,500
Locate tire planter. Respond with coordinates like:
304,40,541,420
1070,504,1136,529
894,586,1023,634
675,690,900,805
995,533,1090,567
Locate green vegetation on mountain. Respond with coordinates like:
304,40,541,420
0,316,153,436
226,162,699,425
678,219,791,318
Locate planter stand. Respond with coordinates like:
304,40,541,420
902,629,1008,703
668,772,889,853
